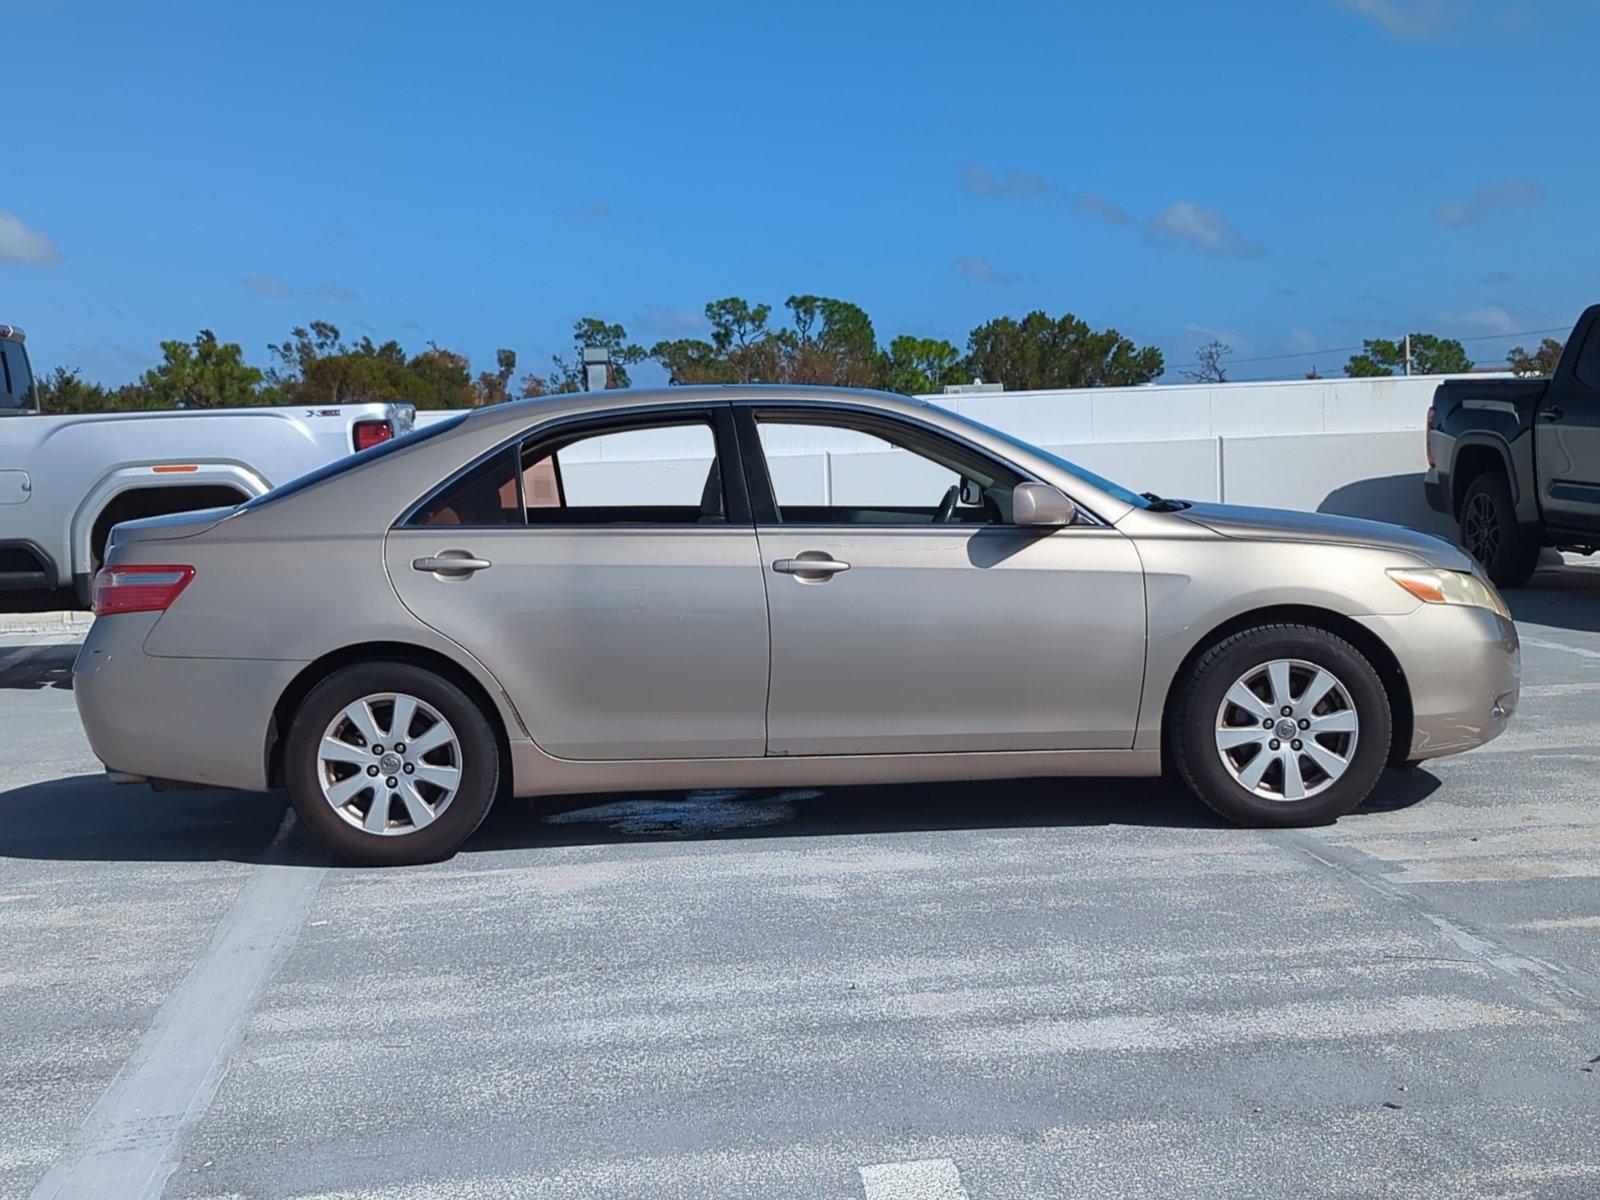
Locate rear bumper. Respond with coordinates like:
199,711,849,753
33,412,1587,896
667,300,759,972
1356,604,1519,761
74,614,301,792
1423,469,1450,517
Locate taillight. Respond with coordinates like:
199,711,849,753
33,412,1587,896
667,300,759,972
353,420,394,452
92,565,195,616
1424,405,1436,468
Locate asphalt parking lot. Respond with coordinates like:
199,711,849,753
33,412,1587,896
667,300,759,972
3,566,1599,1200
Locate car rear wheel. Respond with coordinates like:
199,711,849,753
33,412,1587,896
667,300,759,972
1170,624,1391,827
1459,471,1538,588
285,662,500,865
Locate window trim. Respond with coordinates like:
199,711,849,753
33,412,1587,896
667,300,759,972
396,401,753,531
732,401,1108,529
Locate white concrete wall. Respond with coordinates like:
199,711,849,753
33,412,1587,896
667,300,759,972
431,373,1473,535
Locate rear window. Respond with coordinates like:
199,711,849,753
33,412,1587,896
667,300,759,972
240,414,467,510
0,341,30,410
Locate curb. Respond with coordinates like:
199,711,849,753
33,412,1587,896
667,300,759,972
0,610,94,637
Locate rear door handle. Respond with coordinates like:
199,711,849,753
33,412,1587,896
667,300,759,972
1540,406,1564,422
773,556,850,578
412,553,493,576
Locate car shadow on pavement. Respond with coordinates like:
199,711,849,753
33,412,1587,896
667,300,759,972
0,642,76,691
0,766,1439,866
1506,561,1600,634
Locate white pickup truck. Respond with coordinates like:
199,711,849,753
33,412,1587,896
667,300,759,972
0,324,414,605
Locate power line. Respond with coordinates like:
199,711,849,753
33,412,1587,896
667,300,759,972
1172,324,1571,382
1216,325,1568,369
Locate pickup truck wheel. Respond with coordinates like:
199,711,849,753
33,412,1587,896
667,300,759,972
1170,625,1391,828
1460,472,1538,587
284,662,500,866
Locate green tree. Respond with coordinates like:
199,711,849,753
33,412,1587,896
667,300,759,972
705,297,773,353
1344,334,1472,377
964,311,1164,389
140,330,268,408
649,338,732,385
544,317,646,391
781,295,880,386
1507,337,1564,377
36,366,122,413
883,335,963,395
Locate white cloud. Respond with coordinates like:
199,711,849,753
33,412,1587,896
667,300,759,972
1285,326,1320,354
1333,0,1455,38
1479,270,1514,286
243,273,295,300
1434,178,1544,228
68,342,149,370
243,274,358,301
952,256,1021,286
1071,188,1134,225
1440,304,1517,333
1144,201,1268,260
0,212,60,264
560,199,615,221
306,281,360,301
635,304,706,337
959,162,1055,199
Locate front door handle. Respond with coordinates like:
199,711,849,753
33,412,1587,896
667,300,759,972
412,553,493,576
773,555,850,579
1540,406,1564,422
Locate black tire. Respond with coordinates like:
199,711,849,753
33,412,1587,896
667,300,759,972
1459,471,1538,588
285,661,501,866
1170,624,1392,828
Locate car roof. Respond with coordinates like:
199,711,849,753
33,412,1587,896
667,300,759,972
457,384,932,433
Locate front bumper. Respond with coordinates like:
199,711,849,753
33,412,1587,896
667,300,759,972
1356,603,1519,761
74,614,302,792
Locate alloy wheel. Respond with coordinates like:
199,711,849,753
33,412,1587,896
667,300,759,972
1463,491,1501,566
1214,659,1359,802
316,692,462,835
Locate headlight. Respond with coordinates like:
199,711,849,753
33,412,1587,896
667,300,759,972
1387,568,1511,620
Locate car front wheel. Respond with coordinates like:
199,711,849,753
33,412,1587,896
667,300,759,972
285,661,500,866
1170,624,1392,827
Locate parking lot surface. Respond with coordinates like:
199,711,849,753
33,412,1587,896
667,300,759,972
3,566,1599,1200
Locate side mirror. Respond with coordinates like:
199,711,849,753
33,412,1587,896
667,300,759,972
1012,482,1077,527
959,477,984,506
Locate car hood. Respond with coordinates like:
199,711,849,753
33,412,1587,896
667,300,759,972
108,506,239,547
1176,502,1470,567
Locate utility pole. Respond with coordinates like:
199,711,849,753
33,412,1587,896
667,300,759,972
1402,333,1413,376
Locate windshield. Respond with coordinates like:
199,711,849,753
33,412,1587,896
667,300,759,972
240,415,467,510
951,411,1153,509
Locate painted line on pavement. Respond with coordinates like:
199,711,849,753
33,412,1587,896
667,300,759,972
1288,836,1593,1017
1520,636,1600,661
26,812,326,1200
860,1158,971,1199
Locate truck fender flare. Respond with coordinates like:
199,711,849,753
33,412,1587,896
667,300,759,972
69,462,272,579
1450,431,1538,525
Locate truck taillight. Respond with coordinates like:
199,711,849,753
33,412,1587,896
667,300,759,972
353,420,394,452
1424,405,1436,468
92,565,195,616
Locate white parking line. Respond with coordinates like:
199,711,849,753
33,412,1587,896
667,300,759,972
26,813,325,1200
1520,636,1600,661
860,1158,971,1200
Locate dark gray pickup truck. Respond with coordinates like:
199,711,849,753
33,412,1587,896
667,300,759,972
1425,305,1600,586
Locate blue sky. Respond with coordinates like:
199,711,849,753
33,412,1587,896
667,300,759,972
4,0,1594,387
